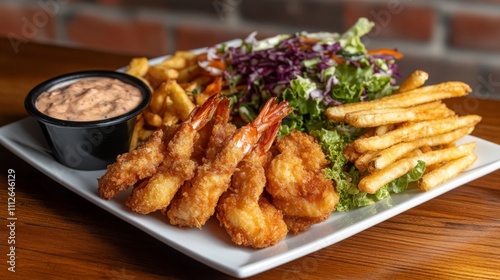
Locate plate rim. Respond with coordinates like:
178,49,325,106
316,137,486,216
1,117,500,278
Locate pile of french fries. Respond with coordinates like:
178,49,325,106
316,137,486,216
326,70,481,193
124,51,223,150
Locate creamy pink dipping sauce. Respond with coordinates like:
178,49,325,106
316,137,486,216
35,77,143,121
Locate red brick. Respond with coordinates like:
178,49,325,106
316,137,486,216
450,12,500,53
240,0,344,32
462,0,500,3
0,3,56,41
397,54,480,92
120,0,218,17
175,23,278,51
95,0,123,6
344,2,435,42
66,13,168,57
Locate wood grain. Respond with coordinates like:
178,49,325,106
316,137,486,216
0,37,499,280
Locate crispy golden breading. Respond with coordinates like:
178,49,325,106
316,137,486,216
266,130,339,234
125,96,219,214
98,126,174,200
167,98,292,228
217,124,288,248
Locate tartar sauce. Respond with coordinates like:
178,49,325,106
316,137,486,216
36,77,142,121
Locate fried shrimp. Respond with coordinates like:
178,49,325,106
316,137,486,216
266,130,339,234
216,123,288,248
125,95,219,214
167,98,293,228
97,124,178,200
202,98,236,163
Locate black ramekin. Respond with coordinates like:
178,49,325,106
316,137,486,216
24,70,151,170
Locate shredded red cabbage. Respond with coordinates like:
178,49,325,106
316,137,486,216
204,33,400,118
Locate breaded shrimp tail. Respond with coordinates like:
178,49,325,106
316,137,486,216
125,95,220,214
97,126,172,200
167,98,292,228
217,122,288,248
266,130,339,234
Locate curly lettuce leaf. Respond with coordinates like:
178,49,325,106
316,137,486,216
339,17,374,53
309,128,377,212
311,128,427,211
376,160,427,200
328,61,396,104
280,76,324,136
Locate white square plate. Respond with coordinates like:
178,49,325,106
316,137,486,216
1,117,499,278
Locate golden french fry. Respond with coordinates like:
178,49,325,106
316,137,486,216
345,103,454,127
419,153,477,191
353,115,481,153
162,112,179,126
354,150,379,172
443,142,456,148
375,124,395,136
144,110,163,128
160,55,187,69
162,96,180,126
367,126,474,173
326,81,471,122
344,128,375,162
423,162,446,174
148,64,179,81
396,70,429,93
419,145,433,153
344,143,361,162
168,80,196,120
138,129,154,142
150,83,169,114
177,64,200,83
183,75,212,95
126,57,149,77
358,142,476,194
403,148,423,158
174,50,197,60
129,117,144,151
348,101,444,116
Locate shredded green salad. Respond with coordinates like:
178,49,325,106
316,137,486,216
204,18,426,211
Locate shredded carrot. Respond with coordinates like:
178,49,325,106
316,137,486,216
331,54,345,64
204,76,222,96
299,36,320,51
208,60,226,70
367,48,403,59
299,36,320,45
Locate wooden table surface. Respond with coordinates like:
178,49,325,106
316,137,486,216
1,37,499,280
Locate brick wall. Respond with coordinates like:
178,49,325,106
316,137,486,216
2,0,500,100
